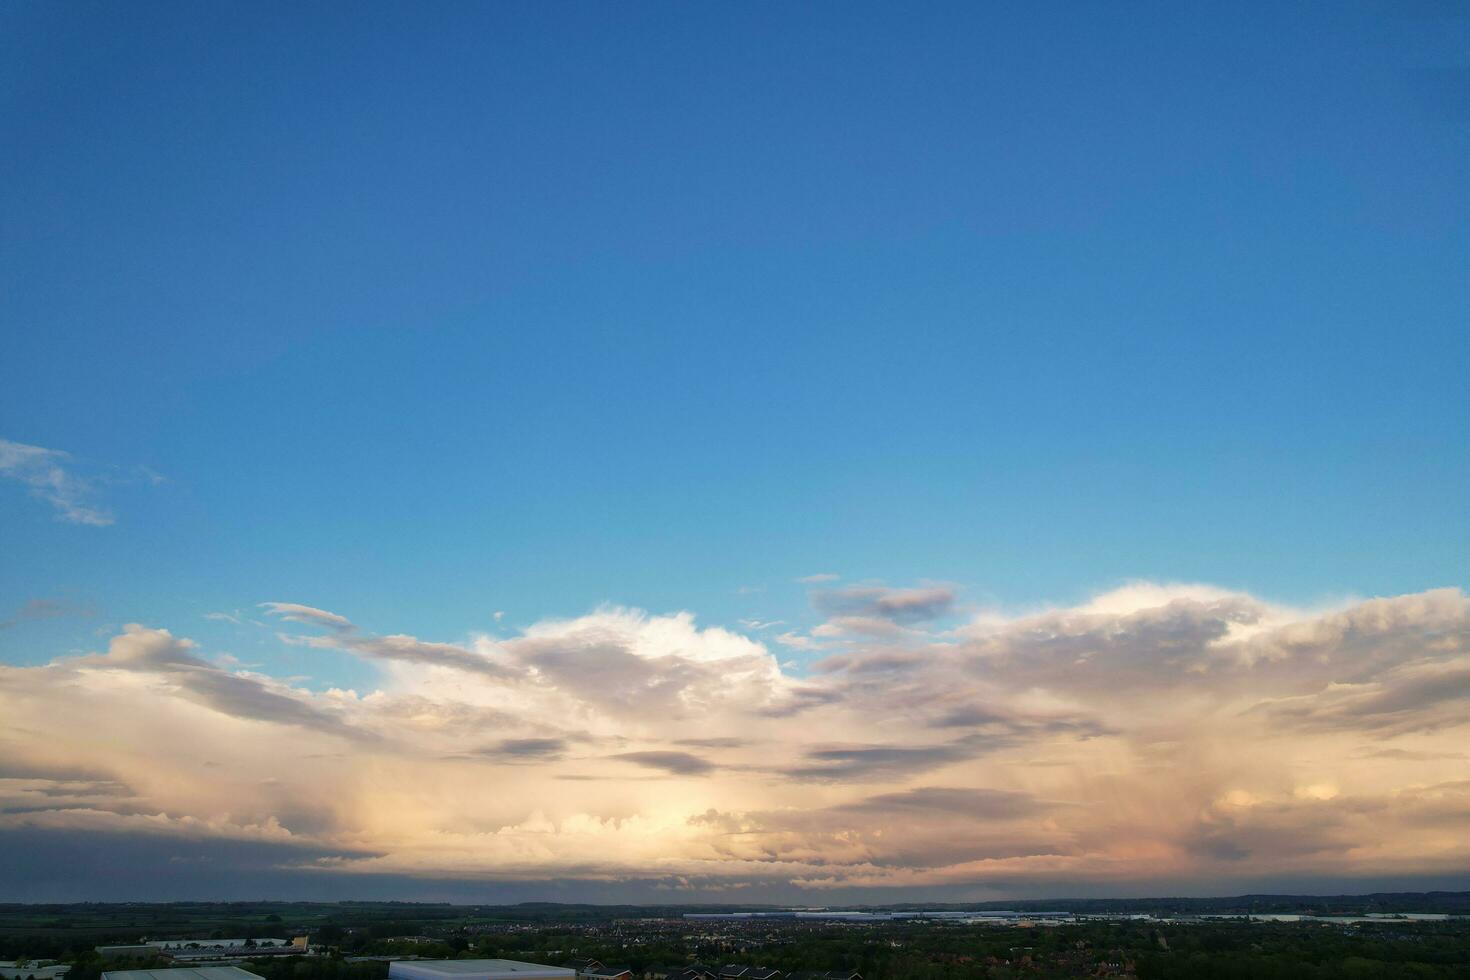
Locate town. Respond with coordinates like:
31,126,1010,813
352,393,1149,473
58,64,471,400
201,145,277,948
3,901,1470,980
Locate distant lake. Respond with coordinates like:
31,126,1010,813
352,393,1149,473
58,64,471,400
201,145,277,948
1208,913,1454,923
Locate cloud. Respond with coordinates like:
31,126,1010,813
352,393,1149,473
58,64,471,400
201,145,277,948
0,598,68,631
78,624,368,741
783,737,987,782
0,438,114,525
798,573,840,584
774,631,823,651
675,737,749,749
473,738,570,762
611,751,716,776
1253,661,1470,735
811,584,957,624
262,603,353,630
265,603,517,678
2,585,1470,898
834,786,1045,819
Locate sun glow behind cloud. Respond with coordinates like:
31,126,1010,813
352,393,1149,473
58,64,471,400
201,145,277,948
2,583,1469,898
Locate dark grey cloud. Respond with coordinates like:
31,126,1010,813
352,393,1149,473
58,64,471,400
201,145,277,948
835,786,1045,820
0,827,385,902
675,737,750,749
815,650,927,674
0,760,121,783
611,751,715,776
1176,800,1363,866
928,704,1114,740
22,779,131,799
754,684,843,718
475,737,569,762
6,821,1467,904
0,765,136,818
928,704,1012,727
783,736,987,782
812,585,957,624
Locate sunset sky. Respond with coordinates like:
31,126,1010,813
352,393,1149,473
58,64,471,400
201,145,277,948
2,2,1468,902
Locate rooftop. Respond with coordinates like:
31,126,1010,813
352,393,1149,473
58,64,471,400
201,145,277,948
103,969,264,980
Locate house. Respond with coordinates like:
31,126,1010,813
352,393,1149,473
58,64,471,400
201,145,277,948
664,964,716,980
581,967,631,980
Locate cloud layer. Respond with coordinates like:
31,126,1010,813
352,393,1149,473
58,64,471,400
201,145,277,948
2,583,1469,899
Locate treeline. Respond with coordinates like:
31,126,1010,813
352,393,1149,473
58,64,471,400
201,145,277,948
4,915,1470,980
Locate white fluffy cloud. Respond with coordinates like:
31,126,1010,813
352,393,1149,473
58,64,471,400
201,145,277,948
2,584,1469,896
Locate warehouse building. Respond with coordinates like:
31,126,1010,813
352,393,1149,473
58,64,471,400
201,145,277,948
102,968,265,980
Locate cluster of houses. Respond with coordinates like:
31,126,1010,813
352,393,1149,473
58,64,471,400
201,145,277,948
570,960,861,980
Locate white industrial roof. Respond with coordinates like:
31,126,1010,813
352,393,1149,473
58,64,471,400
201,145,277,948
103,969,265,980
389,962,575,980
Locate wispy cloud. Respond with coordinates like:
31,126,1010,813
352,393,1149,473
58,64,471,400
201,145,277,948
262,602,516,677
0,439,114,525
0,598,67,631
811,583,957,624
611,750,716,776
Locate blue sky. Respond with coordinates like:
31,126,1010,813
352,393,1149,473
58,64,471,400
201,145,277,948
3,2,1468,676
3,1,1470,903
4,1,1469,680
